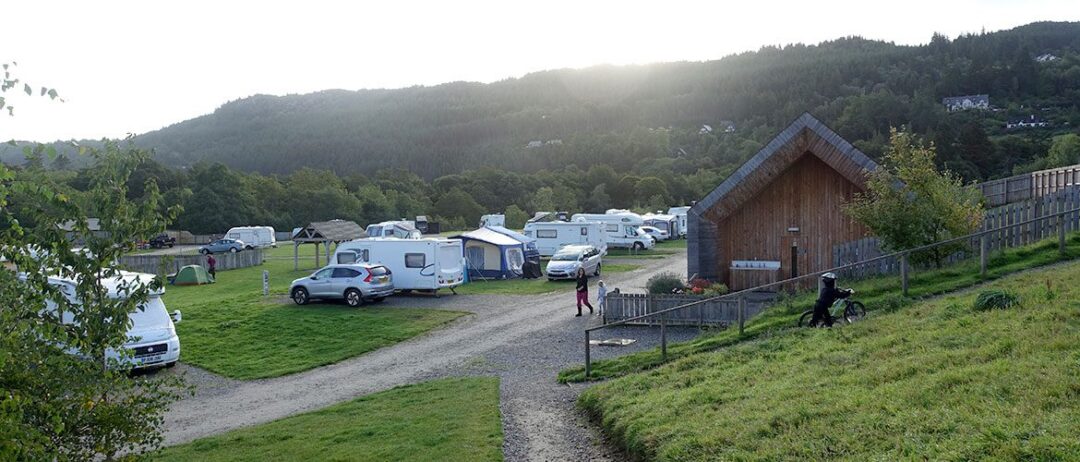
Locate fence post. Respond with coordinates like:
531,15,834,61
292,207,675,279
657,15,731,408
737,296,746,335
979,234,988,277
660,316,667,362
584,330,591,379
900,252,909,297
1060,214,1067,255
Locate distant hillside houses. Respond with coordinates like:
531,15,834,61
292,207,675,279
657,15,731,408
943,94,990,111
525,139,562,149
1006,115,1050,130
1035,53,1060,63
719,120,736,133
699,124,713,134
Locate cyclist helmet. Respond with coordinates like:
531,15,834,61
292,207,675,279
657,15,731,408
821,272,837,281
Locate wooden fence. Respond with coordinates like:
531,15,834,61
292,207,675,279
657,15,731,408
120,248,264,275
974,164,1080,207
834,187,1080,279
603,292,771,327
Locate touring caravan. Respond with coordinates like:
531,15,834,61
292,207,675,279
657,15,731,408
642,213,680,240
365,221,422,239
332,238,464,292
570,213,655,250
479,214,506,227
523,221,607,257
225,226,277,249
667,206,691,238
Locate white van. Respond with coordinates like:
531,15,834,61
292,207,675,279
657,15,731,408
332,238,464,293
571,213,655,250
226,226,276,249
523,221,608,256
38,271,182,369
643,213,680,240
667,206,691,238
365,221,422,239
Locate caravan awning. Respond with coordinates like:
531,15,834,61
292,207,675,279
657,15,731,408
453,227,523,246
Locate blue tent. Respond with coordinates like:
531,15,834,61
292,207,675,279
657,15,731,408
484,225,540,259
452,227,527,280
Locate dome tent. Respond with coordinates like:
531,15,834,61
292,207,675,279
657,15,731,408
172,264,215,285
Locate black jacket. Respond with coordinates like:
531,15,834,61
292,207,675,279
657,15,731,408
813,279,851,311
576,274,588,293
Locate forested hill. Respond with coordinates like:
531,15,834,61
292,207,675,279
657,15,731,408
131,21,1080,182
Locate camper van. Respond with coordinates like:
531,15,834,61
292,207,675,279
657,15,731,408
643,213,680,240
667,206,690,238
36,271,182,369
332,238,464,293
365,221,422,239
226,226,277,249
479,214,506,227
523,221,607,257
570,213,655,250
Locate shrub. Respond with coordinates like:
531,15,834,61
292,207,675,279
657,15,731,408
973,290,1021,311
647,272,684,294
705,283,729,296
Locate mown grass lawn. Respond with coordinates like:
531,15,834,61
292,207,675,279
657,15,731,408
578,258,1080,461
154,377,503,462
454,261,641,295
561,233,1080,383
163,245,465,379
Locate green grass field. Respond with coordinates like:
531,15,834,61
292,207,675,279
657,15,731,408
561,233,1080,383
578,258,1080,460
154,377,503,462
163,245,465,379
453,261,641,295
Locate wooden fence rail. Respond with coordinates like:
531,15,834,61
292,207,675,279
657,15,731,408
120,248,264,275
974,164,1080,207
602,293,770,327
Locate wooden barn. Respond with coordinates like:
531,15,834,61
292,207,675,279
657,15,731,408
687,113,879,290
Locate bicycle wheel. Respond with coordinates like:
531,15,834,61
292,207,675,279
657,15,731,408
798,310,816,327
844,301,867,324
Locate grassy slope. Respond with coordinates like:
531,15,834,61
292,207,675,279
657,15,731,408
154,377,503,462
561,233,1080,383
164,245,465,379
579,259,1080,460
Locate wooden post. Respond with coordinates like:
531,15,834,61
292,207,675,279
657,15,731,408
900,253,909,297
293,242,299,271
1059,214,1067,255
584,330,591,379
980,234,988,277
737,296,746,335
660,316,667,362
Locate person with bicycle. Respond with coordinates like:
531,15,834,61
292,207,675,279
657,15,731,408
810,272,852,327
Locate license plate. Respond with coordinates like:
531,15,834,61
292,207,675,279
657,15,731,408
141,355,163,364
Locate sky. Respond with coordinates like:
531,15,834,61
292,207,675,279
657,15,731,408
1,0,1077,142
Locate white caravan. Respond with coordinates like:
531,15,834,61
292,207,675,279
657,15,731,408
479,214,506,227
571,213,655,250
365,221,422,239
667,206,691,238
35,271,183,369
332,238,464,292
642,213,680,239
523,221,607,257
226,226,277,249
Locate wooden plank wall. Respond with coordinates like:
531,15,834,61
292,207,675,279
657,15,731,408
974,164,1080,207
120,248,264,276
833,187,1080,279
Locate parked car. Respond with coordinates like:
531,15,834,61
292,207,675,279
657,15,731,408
200,238,245,254
290,263,395,307
546,244,603,280
149,233,176,249
640,225,669,242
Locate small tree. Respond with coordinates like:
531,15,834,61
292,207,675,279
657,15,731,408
844,129,983,267
503,204,529,229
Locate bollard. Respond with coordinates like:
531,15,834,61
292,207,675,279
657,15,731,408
584,330,591,379
263,270,270,296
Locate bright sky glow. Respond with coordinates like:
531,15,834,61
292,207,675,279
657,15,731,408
2,0,1077,141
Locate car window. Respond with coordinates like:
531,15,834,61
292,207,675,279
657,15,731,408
536,229,557,239
337,252,357,264
580,227,588,236
405,253,426,268
314,268,333,279
331,268,360,278
369,266,389,276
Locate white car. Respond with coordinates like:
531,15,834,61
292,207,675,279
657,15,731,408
546,245,603,280
640,225,669,242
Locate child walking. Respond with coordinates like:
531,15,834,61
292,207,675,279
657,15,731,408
596,280,607,317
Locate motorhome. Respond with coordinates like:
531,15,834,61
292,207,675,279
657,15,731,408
332,238,464,293
523,221,607,256
642,213,680,239
479,214,506,227
225,226,277,249
667,206,691,238
37,271,183,369
570,213,655,250
365,221,422,239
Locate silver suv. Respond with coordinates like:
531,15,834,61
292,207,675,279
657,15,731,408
546,245,603,280
290,264,394,307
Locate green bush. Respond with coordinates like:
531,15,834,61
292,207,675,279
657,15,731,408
647,272,684,294
973,289,1021,311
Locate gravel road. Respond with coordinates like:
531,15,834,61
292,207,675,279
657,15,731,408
162,250,700,461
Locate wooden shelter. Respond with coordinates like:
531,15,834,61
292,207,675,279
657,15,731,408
688,113,879,290
292,220,367,270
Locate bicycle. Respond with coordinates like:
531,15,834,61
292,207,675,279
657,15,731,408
798,290,866,327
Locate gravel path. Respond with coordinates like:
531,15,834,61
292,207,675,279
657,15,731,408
162,251,698,461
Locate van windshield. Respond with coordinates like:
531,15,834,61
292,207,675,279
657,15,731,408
551,250,581,261
129,297,170,331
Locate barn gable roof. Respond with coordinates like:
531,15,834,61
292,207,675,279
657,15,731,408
292,220,366,243
690,112,878,221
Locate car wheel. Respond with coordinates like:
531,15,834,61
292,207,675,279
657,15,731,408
345,289,364,307
632,242,645,251
201,249,210,255
245,245,254,250
291,287,309,305
229,247,238,253
594,264,601,276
